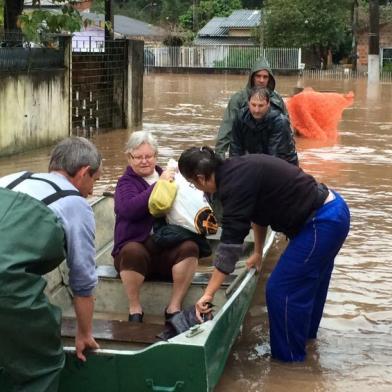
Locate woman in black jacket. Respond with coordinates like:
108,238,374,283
178,146,350,362
230,86,298,166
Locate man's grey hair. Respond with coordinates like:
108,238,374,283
125,131,158,155
48,137,102,177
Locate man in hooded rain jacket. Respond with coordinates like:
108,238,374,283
0,137,102,392
215,57,288,159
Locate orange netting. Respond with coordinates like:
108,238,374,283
287,88,354,140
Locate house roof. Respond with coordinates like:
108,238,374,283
221,10,261,28
114,15,166,38
197,17,228,37
81,12,167,39
193,36,258,46
24,0,85,7
195,9,261,46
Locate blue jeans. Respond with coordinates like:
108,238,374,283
266,191,350,361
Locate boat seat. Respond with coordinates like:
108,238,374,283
96,264,236,287
62,317,162,344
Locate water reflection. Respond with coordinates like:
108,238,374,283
1,74,392,391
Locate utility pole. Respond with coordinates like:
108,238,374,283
105,0,113,40
368,0,380,83
193,0,198,32
351,0,359,72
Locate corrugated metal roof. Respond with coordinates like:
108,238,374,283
24,0,83,6
193,36,257,46
81,12,167,38
221,10,261,28
114,15,167,37
197,17,228,37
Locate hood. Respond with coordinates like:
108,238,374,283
246,57,276,91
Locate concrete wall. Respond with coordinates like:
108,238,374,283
126,39,144,127
0,71,69,157
0,38,143,157
0,39,71,157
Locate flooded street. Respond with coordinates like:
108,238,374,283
1,73,392,391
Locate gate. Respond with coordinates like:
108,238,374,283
71,39,127,135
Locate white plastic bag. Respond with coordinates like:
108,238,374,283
165,167,217,235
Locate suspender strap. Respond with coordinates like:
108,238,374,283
5,172,81,205
24,176,63,192
41,190,81,206
5,171,33,190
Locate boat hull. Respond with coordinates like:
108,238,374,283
59,269,259,392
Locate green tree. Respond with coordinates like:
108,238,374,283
2,1,85,44
263,0,352,65
179,0,242,32
19,2,84,45
161,0,191,25
242,0,263,8
0,0,4,27
91,0,105,14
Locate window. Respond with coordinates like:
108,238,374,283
382,48,392,70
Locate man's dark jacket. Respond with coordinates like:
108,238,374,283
215,57,289,158
230,106,298,166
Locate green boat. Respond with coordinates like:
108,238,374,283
47,196,274,391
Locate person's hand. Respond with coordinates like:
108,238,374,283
160,168,176,182
246,252,262,272
75,333,100,362
195,293,214,323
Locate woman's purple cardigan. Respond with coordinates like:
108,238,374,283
112,165,162,257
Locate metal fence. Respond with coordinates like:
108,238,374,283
302,66,392,82
0,31,65,71
144,46,302,71
72,32,106,53
71,39,127,135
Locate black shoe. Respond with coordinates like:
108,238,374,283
128,312,144,323
164,308,180,321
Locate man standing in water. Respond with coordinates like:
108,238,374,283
230,86,298,165
215,57,289,158
0,137,102,392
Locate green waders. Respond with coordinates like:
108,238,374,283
0,188,67,392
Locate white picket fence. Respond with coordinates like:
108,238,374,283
302,66,392,82
144,46,302,70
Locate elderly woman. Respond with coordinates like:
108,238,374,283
112,131,198,322
178,146,350,362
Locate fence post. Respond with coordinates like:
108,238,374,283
62,35,73,136
125,39,144,128
298,47,302,70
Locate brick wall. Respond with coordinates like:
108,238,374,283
357,23,392,66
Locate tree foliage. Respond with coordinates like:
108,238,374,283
19,4,84,44
264,0,351,48
179,0,242,31
0,0,4,27
2,1,85,44
263,0,353,63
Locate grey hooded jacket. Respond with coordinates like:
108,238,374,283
215,57,288,158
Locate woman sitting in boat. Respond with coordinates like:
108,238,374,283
178,146,350,362
112,131,198,323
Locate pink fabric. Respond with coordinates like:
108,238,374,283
287,88,354,140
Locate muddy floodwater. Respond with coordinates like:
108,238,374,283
1,73,391,391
